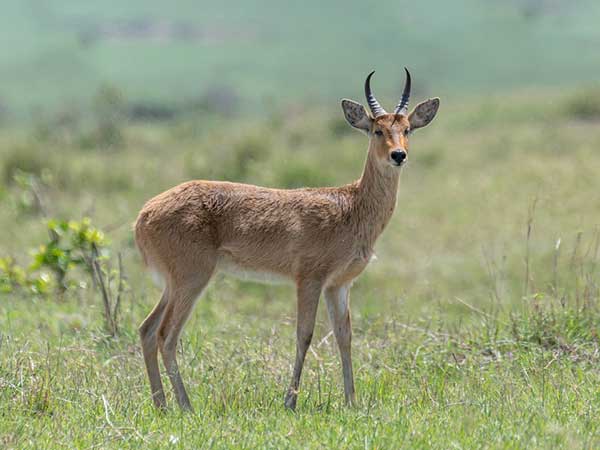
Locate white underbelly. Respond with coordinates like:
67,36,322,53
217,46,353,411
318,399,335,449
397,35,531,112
217,257,291,285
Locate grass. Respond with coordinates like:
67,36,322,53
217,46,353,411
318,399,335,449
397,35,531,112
2,87,600,447
2,296,600,448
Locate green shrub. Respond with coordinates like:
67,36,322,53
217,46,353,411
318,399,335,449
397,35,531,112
564,87,600,120
30,218,108,293
0,256,53,296
0,257,27,293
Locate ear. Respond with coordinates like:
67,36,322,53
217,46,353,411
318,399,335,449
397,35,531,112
408,98,440,130
341,99,372,133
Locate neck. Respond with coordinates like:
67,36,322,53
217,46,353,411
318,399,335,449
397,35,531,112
353,144,401,241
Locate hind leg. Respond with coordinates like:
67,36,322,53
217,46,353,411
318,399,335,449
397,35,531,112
284,279,323,410
158,263,215,411
139,288,169,409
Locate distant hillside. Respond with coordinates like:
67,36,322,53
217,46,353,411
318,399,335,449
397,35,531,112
1,0,600,117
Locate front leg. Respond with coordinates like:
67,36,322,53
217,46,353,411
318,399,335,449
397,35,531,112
324,284,356,405
284,279,323,410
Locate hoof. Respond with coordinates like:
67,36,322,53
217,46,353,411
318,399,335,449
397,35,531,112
152,393,168,411
178,399,194,413
284,389,298,411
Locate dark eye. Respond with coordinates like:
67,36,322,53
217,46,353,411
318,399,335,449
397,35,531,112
404,129,410,136
374,130,383,137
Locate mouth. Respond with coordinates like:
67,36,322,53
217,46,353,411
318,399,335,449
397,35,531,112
390,160,406,167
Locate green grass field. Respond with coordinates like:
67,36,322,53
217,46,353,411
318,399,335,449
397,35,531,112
3,4,600,446
2,83,600,448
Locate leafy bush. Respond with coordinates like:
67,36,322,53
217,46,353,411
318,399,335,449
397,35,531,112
30,218,108,292
0,218,108,296
0,257,27,293
1,216,125,335
564,87,600,120
0,256,52,296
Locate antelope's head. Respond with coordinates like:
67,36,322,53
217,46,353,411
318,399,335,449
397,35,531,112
341,69,439,169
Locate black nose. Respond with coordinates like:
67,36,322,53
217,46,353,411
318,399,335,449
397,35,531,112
390,150,407,164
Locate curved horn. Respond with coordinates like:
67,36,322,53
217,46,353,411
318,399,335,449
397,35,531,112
394,67,412,115
364,71,386,118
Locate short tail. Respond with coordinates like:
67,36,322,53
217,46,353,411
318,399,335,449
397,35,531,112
133,213,166,288
133,214,150,268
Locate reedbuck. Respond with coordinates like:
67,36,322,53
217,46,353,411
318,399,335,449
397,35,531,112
136,69,439,411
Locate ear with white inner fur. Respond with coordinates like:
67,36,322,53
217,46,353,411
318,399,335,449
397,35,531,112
408,98,440,130
341,99,373,133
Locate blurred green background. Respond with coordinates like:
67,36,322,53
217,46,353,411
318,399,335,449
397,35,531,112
2,0,600,118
